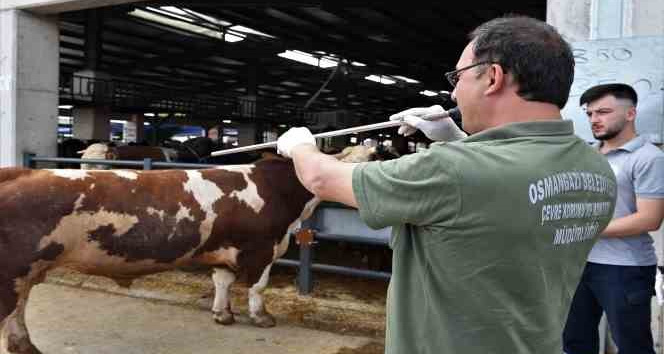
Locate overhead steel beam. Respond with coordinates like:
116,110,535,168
2,0,142,14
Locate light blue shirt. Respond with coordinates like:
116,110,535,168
588,135,664,266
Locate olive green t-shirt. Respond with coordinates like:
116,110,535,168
352,120,616,354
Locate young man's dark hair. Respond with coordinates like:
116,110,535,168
579,83,638,106
470,15,575,109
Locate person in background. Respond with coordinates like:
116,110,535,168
207,125,222,144
276,15,617,354
563,83,664,354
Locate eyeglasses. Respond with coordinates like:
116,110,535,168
444,61,492,88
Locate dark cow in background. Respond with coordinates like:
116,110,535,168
0,146,389,354
77,138,265,169
77,143,178,169
164,137,270,165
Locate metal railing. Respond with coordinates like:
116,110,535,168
23,153,391,294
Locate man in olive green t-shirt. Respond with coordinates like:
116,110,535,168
276,16,617,354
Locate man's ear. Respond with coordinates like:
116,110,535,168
484,64,505,96
626,106,637,122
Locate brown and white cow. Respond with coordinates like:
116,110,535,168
0,145,387,354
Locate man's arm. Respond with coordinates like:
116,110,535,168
602,198,664,238
291,145,359,208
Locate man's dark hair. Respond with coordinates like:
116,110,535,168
469,15,575,109
579,83,638,107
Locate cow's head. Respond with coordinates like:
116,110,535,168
332,145,400,163
77,143,118,169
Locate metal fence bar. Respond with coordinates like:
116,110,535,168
314,233,388,246
27,156,222,169
23,153,36,168
274,259,391,281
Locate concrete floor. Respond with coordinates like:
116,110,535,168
24,283,379,354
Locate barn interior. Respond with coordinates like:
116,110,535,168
56,1,547,156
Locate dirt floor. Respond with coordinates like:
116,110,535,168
46,260,389,352
28,283,385,354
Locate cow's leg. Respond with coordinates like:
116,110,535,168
0,282,41,354
0,284,19,354
211,267,236,325
248,263,275,328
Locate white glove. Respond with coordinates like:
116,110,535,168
656,267,664,305
389,105,467,142
277,127,316,158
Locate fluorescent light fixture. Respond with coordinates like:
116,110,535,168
147,6,193,22
222,120,232,123
129,9,244,42
223,33,244,42
393,75,420,84
179,8,231,26
351,61,366,67
364,75,396,85
280,81,301,87
230,25,275,38
277,50,337,68
58,116,73,125
110,119,127,124
419,90,438,97
279,124,287,128
144,122,151,126
318,57,337,68
144,113,155,117
58,105,73,109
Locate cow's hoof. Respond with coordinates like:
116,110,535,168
7,335,42,354
250,311,276,328
212,310,235,325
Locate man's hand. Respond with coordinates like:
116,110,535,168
657,267,664,305
277,127,317,158
389,105,467,142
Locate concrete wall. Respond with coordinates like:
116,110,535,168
548,0,664,41
0,9,59,167
548,2,664,353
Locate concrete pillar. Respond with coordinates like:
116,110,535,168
0,9,58,167
72,106,110,140
237,123,256,146
71,68,112,140
127,113,144,143
239,60,261,119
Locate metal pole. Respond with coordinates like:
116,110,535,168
22,153,36,169
211,120,404,157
